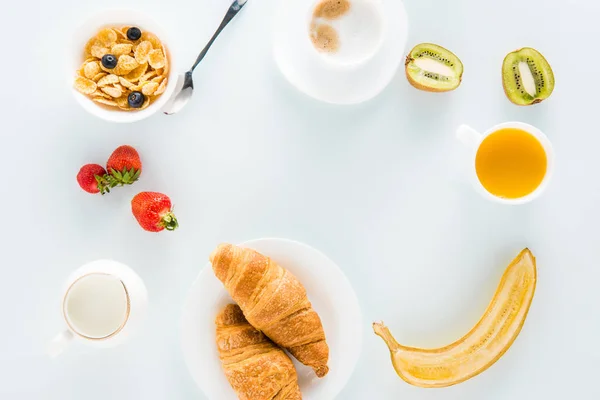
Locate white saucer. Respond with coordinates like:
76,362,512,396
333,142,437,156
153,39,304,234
181,238,363,400
272,0,408,105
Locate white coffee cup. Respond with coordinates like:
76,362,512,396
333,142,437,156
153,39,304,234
456,122,554,205
47,260,148,357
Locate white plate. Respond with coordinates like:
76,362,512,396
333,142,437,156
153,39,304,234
272,0,408,105
181,238,363,400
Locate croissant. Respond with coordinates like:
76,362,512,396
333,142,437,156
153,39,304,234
210,243,330,377
216,304,302,400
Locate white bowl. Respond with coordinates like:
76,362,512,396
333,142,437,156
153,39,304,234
69,9,178,123
273,0,408,104
181,238,363,400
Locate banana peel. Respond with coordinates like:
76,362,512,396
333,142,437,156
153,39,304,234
373,248,536,388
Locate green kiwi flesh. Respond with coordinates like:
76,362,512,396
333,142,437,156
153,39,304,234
502,48,555,105
405,43,464,92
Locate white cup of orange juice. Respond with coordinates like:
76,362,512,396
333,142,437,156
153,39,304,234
457,122,554,205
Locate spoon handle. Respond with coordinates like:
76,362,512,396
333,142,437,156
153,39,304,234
190,0,247,72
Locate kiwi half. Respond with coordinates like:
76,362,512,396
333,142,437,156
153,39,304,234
502,48,555,106
405,43,464,92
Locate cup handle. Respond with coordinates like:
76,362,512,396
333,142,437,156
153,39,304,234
456,124,482,149
47,330,74,358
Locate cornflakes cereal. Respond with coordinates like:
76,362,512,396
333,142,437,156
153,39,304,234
139,70,157,82
119,55,138,69
142,82,159,96
114,55,138,75
111,43,133,56
161,46,170,76
154,78,168,96
140,96,151,109
97,28,117,47
75,77,97,94
92,90,112,99
101,86,123,98
134,41,152,64
93,97,118,107
148,49,165,69
124,63,148,81
91,45,109,59
93,72,107,81
74,25,169,111
83,62,100,79
119,77,135,89
97,74,119,87
130,81,150,92
84,38,99,56
115,28,128,40
116,96,130,110
140,32,162,49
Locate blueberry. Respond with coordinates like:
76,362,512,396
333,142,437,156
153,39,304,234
127,27,142,41
101,54,117,69
128,91,145,108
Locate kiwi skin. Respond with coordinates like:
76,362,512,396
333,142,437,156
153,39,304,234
502,47,555,106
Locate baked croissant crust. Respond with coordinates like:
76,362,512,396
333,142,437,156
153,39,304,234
211,243,329,377
216,304,302,400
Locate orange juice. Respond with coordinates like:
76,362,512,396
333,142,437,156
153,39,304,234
475,128,547,199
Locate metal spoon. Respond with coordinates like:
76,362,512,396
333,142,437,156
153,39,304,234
163,0,248,115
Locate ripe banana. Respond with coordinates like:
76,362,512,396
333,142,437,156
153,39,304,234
373,248,536,388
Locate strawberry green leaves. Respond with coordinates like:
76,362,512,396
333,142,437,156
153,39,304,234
96,167,141,195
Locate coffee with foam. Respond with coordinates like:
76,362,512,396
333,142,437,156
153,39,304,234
309,0,384,65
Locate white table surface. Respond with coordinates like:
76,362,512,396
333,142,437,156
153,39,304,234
2,0,599,398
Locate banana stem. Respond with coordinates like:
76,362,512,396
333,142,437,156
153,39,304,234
373,322,401,352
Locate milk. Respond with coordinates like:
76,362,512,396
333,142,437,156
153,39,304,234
64,273,129,339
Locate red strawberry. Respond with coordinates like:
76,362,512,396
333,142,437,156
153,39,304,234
77,164,107,194
131,192,179,232
96,145,142,194
107,145,142,175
